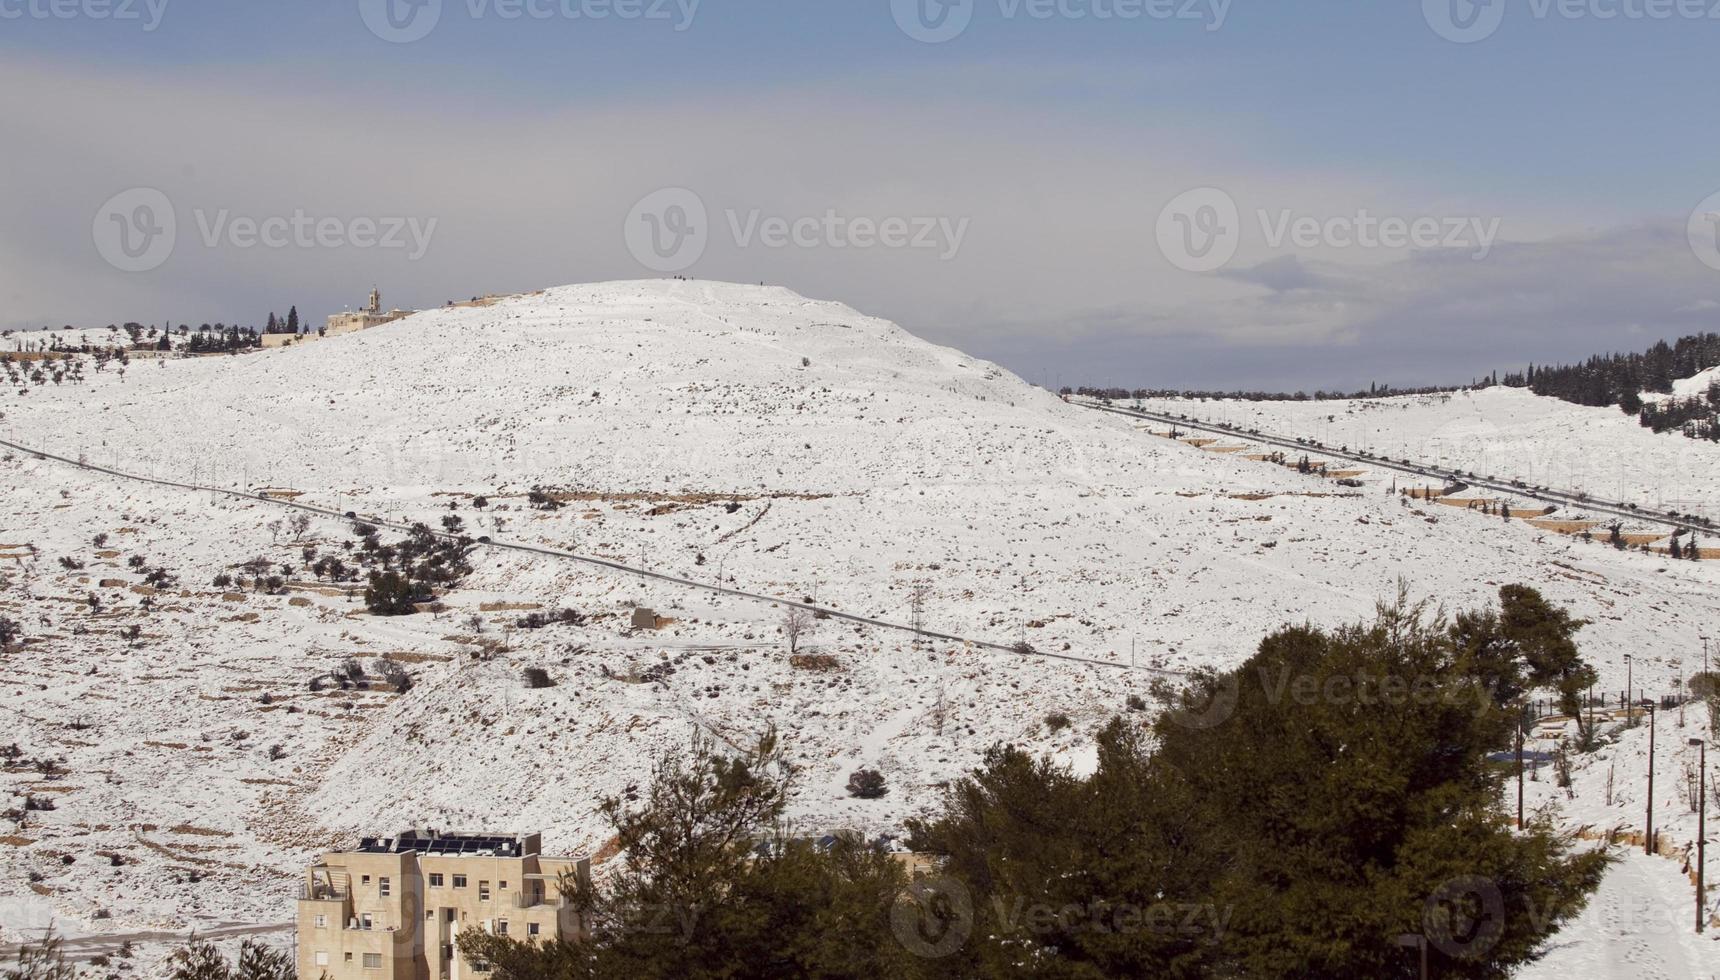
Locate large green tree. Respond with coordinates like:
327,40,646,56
909,587,1608,979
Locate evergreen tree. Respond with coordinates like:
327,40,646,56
458,730,916,980
910,586,1607,979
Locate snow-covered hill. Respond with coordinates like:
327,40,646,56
1155,385,1720,519
3,280,1719,968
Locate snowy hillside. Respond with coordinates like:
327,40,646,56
1155,385,1720,519
3,280,1720,969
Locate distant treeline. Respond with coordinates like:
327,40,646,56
1069,331,1720,441
1502,333,1720,441
7,320,273,356
1504,333,1720,407
1062,382,1471,403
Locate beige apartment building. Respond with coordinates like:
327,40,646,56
297,831,590,980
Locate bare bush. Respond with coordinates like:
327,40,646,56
781,606,814,655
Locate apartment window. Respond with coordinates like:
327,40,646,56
497,919,510,936
527,923,540,938
361,875,371,885
499,881,508,890
429,873,444,888
379,877,391,897
363,953,382,970
360,913,373,930
313,915,327,929
479,881,491,901
425,910,434,921
314,952,329,967
343,953,353,964
452,874,467,889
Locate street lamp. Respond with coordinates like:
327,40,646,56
1691,737,1708,934
1393,934,1427,980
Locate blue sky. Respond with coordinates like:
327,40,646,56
3,0,1717,389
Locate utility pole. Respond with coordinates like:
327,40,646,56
1693,737,1708,934
1625,654,1633,728
1516,711,1524,830
1679,659,1687,727
1646,702,1656,856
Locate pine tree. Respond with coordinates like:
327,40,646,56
285,306,300,335
912,586,1608,979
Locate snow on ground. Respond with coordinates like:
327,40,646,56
1149,385,1720,520
2,280,1718,971
1515,701,1720,977
1648,366,1720,405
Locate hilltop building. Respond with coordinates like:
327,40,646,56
325,287,416,337
297,830,590,980
262,289,415,349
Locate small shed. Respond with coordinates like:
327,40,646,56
631,607,662,630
